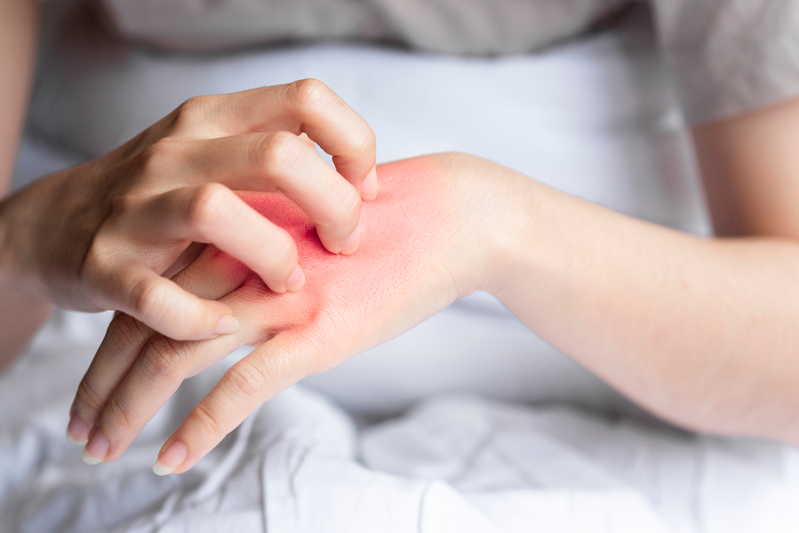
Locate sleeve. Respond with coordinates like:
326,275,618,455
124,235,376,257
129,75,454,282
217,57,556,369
650,0,799,124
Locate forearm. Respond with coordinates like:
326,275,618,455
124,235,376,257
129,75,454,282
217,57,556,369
492,173,799,442
0,286,53,373
0,186,56,373
0,0,37,194
0,0,48,372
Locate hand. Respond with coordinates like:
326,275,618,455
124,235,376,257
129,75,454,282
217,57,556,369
68,153,520,471
0,79,377,342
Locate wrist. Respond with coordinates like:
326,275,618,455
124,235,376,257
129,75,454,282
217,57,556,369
486,169,572,311
423,153,526,298
425,153,564,301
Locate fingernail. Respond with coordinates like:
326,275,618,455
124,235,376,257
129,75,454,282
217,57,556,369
285,265,305,292
361,166,378,201
153,440,188,476
82,427,109,465
214,315,239,335
66,414,90,446
339,226,360,256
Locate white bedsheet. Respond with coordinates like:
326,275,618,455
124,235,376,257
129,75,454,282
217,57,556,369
2,310,799,532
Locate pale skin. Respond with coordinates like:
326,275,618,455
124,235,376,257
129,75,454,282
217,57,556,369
3,0,799,475
0,0,379,374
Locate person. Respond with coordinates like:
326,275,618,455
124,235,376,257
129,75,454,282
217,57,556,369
2,0,799,479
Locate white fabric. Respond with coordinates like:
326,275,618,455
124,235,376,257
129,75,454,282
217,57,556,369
91,0,799,123
25,7,710,417
97,0,625,56
652,0,799,123
2,310,799,532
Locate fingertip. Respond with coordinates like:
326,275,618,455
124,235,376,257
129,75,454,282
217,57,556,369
285,264,305,292
66,413,90,446
153,440,188,476
214,315,239,335
339,226,360,256
82,448,104,466
361,166,378,201
66,430,88,447
82,427,109,465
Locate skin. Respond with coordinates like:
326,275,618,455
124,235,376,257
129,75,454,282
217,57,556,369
74,115,799,472
72,155,504,469
0,73,380,370
0,2,381,374
5,0,799,483
71,117,799,474
0,0,54,365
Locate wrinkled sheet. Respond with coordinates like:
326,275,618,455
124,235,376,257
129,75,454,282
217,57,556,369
2,310,799,533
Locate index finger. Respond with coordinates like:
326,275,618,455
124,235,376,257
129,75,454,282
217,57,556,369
152,332,311,475
171,80,378,199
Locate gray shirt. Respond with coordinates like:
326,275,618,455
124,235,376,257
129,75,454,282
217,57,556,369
97,0,799,124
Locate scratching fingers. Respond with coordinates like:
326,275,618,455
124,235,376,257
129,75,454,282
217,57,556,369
165,80,377,199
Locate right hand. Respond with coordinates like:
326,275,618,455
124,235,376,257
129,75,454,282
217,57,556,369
0,79,377,340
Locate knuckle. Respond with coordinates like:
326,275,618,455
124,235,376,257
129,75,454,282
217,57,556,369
173,95,214,126
288,78,331,109
137,139,175,172
105,394,136,430
131,277,167,321
76,378,105,414
187,183,230,230
81,239,111,281
226,363,268,401
257,131,301,172
140,336,184,380
106,313,149,355
193,402,225,437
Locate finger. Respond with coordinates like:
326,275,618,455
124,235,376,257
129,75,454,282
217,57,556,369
167,80,377,198
161,242,206,280
69,249,248,446
77,247,250,454
153,332,312,475
138,182,309,286
112,264,239,342
136,182,309,289
82,328,248,464
297,132,315,149
67,312,152,446
171,132,361,254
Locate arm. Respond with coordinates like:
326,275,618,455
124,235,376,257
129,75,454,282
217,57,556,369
0,78,378,374
0,0,54,372
496,97,799,442
72,100,799,472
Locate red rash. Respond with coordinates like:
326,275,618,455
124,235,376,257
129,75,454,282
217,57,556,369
196,157,458,370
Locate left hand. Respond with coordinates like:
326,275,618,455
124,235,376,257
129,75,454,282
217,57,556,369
68,153,524,473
